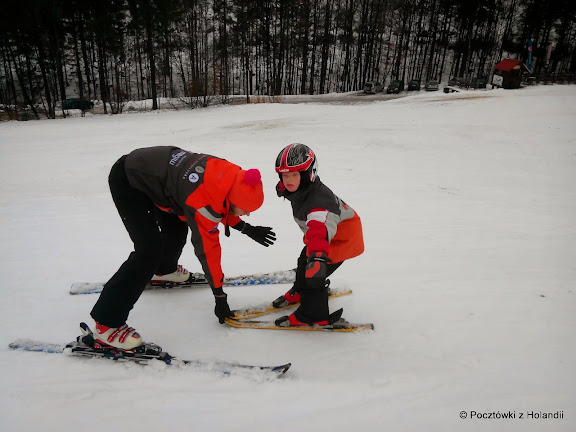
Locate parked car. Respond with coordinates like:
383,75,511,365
443,86,460,93
407,80,421,91
363,81,384,94
448,77,470,88
63,98,94,110
387,80,404,94
470,77,487,89
425,80,439,91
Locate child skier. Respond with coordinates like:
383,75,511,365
273,143,364,326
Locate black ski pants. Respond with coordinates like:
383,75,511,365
91,156,188,327
293,246,342,323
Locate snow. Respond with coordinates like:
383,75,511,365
1,86,575,432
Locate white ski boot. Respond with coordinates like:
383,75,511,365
93,322,143,351
152,265,190,284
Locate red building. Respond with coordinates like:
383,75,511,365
493,59,530,89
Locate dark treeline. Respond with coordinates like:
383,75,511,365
1,0,575,119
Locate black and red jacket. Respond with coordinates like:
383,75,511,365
125,146,243,290
277,177,364,263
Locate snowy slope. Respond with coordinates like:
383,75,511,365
1,86,574,432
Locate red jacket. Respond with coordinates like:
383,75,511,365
277,178,364,263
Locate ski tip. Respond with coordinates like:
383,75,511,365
9,339,65,353
269,362,292,375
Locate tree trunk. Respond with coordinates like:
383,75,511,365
145,19,158,110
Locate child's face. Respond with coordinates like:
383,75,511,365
281,172,301,192
230,203,250,216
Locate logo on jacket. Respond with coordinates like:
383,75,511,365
195,166,205,174
188,173,199,183
170,151,187,166
208,224,219,234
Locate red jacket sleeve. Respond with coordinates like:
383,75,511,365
305,209,330,256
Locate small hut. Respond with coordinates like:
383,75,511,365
492,59,530,89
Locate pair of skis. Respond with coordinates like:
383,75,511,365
227,287,374,332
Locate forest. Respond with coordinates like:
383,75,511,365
1,0,575,120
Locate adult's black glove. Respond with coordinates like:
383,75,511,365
214,294,232,324
305,252,329,290
241,222,276,247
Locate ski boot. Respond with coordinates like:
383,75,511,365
273,279,332,308
152,265,190,285
272,286,301,308
275,308,344,327
70,322,167,362
92,321,143,351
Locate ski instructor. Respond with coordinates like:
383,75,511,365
89,146,276,351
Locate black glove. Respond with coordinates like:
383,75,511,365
305,252,329,290
241,223,276,247
214,294,232,324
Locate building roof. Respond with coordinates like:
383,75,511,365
494,58,529,72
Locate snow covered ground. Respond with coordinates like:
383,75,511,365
1,86,574,432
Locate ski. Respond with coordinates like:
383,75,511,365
224,316,374,332
9,323,291,378
231,287,353,320
70,269,296,295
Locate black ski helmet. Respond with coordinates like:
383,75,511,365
275,144,318,185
